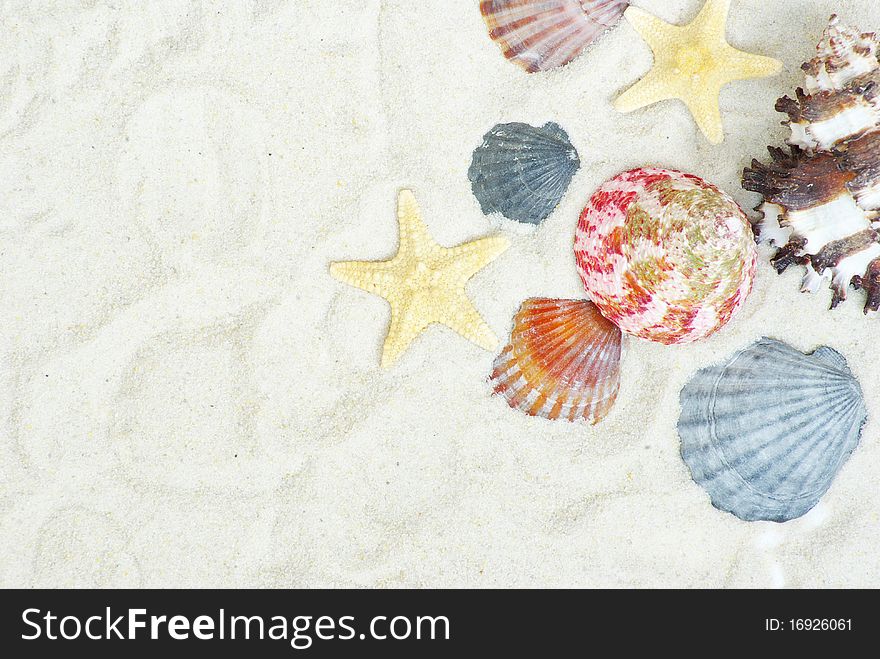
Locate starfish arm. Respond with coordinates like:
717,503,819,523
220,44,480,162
331,190,509,368
693,0,731,34
614,68,681,113
396,189,439,260
329,260,398,297
722,47,783,82
617,0,782,145
683,85,725,144
624,6,681,54
435,291,498,352
380,293,433,369
440,235,510,281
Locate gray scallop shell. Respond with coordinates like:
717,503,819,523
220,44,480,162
678,338,867,523
468,122,580,225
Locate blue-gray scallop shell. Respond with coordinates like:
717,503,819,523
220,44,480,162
468,122,580,225
678,338,867,523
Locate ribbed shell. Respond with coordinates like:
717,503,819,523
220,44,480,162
743,16,880,313
678,338,866,523
491,298,622,423
480,0,629,73
575,168,756,345
469,122,581,225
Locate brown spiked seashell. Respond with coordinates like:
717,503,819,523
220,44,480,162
743,15,880,314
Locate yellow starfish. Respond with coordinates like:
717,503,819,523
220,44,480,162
614,0,782,144
330,189,510,368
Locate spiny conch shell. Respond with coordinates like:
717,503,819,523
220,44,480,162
480,0,629,73
575,168,757,344
678,338,866,523
491,298,622,424
743,15,880,312
468,121,580,226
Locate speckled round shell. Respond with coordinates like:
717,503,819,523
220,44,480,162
468,121,580,225
575,168,757,344
678,338,867,523
480,0,629,73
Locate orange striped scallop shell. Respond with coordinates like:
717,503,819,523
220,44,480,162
490,298,622,423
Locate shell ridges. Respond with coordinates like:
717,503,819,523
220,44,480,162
480,0,629,73
490,298,622,424
469,121,581,225
678,338,866,523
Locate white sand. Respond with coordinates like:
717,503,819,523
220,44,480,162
2,0,879,588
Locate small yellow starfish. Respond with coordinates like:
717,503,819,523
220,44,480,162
614,0,782,144
330,189,510,368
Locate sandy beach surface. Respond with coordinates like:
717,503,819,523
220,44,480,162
2,0,879,588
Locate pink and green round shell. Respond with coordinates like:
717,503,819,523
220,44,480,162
574,168,757,345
